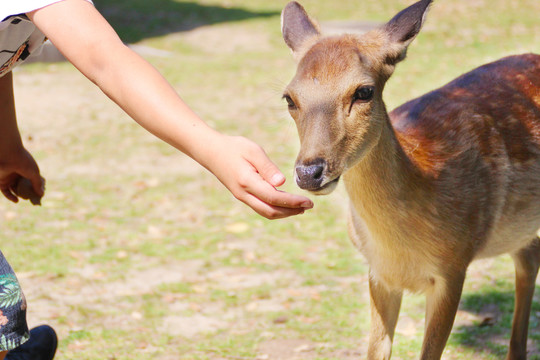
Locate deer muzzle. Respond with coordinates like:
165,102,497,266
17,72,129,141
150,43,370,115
295,158,340,195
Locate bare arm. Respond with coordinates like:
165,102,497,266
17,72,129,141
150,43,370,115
0,72,23,160
27,0,312,219
0,72,44,202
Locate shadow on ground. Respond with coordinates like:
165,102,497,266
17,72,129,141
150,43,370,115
453,287,540,358
93,0,279,43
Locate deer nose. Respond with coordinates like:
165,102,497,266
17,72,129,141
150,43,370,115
295,159,326,190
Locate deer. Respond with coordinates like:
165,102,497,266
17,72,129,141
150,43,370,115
280,0,540,359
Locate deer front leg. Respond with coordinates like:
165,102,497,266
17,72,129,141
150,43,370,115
367,276,403,360
420,271,466,360
506,237,540,360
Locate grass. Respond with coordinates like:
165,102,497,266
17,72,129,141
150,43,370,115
1,0,539,359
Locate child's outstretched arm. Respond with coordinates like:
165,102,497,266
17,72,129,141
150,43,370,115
27,0,313,219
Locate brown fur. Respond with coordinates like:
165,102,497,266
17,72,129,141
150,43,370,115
282,1,540,359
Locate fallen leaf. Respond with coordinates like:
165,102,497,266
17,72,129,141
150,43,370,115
273,316,288,324
479,315,496,327
293,344,313,353
131,311,143,320
225,222,249,234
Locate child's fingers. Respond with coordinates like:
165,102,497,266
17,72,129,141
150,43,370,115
242,192,306,220
12,177,44,205
17,161,45,197
0,174,19,203
1,186,18,203
240,172,313,212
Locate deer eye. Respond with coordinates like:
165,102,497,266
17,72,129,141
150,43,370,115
283,94,297,109
353,86,375,103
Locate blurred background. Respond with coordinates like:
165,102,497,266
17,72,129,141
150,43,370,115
3,0,539,359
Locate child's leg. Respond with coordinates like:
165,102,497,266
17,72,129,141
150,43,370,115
0,251,30,353
0,252,57,359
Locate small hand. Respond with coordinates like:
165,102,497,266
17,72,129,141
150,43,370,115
0,147,45,204
205,135,313,220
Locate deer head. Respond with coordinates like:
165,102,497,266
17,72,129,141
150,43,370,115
282,0,432,194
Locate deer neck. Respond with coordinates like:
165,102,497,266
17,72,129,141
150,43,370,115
343,113,428,224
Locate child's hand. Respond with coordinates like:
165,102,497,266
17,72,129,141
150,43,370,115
203,135,313,220
0,147,44,204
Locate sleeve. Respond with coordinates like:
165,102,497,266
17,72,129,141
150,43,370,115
0,0,94,22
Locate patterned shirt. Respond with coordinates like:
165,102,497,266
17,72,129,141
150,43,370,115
0,0,93,78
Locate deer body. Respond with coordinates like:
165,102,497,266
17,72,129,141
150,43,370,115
347,54,540,292
281,1,540,359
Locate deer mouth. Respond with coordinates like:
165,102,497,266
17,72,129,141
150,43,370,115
312,176,341,195
296,174,341,195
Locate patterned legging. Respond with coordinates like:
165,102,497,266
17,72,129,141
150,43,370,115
0,252,28,352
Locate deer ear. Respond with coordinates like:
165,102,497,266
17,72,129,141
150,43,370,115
281,2,320,58
382,0,433,63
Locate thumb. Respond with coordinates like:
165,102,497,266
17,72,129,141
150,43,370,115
32,175,45,197
249,147,286,187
